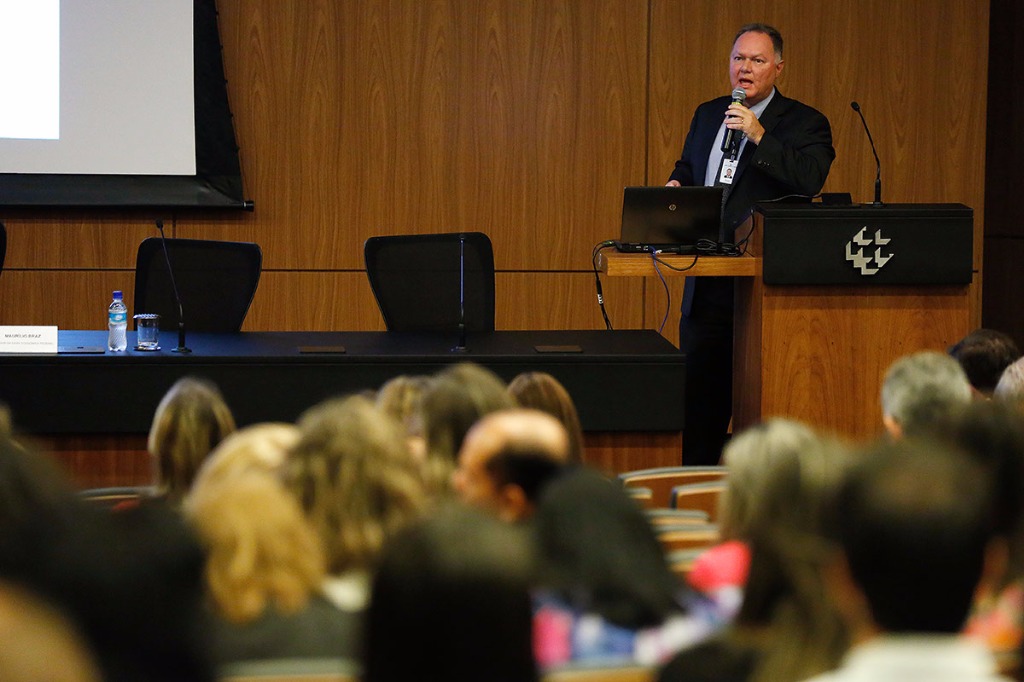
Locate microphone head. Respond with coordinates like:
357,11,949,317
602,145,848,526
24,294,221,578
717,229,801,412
731,87,747,103
850,101,861,112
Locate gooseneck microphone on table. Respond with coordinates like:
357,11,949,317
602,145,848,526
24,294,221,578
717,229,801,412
721,87,747,152
451,233,468,353
850,101,884,206
155,219,191,353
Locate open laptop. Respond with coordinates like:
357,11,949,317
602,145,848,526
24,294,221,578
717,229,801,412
615,186,724,254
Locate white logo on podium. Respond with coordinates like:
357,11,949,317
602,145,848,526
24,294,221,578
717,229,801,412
845,227,893,275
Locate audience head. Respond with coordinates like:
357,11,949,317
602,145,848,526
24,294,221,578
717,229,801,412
375,374,431,463
190,422,299,494
995,356,1024,412
921,400,1024,585
186,472,326,624
148,377,236,503
829,437,993,635
880,351,972,437
0,582,101,682
949,328,1020,397
418,363,516,493
453,409,569,522
0,402,12,439
720,418,821,540
287,395,426,575
533,467,682,629
364,505,537,682
0,437,215,682
507,371,585,463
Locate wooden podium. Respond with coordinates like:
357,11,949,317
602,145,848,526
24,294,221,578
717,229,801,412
601,203,974,441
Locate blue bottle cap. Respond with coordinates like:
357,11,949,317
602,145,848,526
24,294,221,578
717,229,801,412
113,290,123,298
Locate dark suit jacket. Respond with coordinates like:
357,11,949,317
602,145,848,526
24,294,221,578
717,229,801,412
669,90,835,318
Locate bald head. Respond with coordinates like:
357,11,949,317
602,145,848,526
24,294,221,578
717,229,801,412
453,409,570,521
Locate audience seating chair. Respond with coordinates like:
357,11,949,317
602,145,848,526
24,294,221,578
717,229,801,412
619,466,727,509
134,237,262,333
669,480,728,522
624,485,654,508
645,508,710,527
543,663,655,682
78,486,156,507
655,522,721,553
218,657,358,682
667,548,708,580
363,232,495,332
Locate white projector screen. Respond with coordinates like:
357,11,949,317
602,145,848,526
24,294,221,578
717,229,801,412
0,0,248,209
0,0,195,175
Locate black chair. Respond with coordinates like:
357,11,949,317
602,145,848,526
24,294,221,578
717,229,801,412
133,237,262,333
364,232,495,332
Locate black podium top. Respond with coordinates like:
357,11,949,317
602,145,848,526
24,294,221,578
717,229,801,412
0,330,685,434
754,202,973,285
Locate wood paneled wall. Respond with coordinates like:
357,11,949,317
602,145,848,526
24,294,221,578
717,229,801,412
0,0,989,434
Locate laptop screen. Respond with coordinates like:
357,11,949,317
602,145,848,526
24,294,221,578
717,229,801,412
617,186,724,253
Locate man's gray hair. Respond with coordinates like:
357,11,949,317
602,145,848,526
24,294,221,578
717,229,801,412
881,351,972,433
734,23,784,61
995,356,1024,410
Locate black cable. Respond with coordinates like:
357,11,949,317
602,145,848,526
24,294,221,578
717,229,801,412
592,241,617,330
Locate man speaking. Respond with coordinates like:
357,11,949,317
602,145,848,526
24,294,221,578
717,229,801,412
667,23,835,465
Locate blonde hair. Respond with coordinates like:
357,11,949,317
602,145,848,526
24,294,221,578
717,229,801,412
376,374,430,433
191,422,299,494
148,377,236,502
287,395,427,574
508,372,585,463
185,472,325,624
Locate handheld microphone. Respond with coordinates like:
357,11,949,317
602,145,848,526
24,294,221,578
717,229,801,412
721,88,747,153
155,219,191,353
850,101,883,206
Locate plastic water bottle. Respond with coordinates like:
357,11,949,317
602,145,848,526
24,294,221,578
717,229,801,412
107,290,128,352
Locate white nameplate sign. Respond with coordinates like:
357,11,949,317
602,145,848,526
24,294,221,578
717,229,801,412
0,326,59,353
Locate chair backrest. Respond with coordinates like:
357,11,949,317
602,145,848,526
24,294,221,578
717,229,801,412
624,485,654,509
655,522,721,552
219,657,358,682
543,664,655,682
78,486,156,508
619,466,728,509
666,548,708,580
645,508,710,526
670,480,729,521
134,237,262,333
363,232,495,332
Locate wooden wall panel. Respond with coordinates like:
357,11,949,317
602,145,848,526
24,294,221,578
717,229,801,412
244,272,385,331
199,0,649,274
0,271,135,329
497,272,643,331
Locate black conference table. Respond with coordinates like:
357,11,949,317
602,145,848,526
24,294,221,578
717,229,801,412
0,329,685,436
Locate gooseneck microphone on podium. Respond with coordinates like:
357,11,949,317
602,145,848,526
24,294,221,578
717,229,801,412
721,87,747,153
155,219,192,353
451,233,468,353
851,101,884,206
